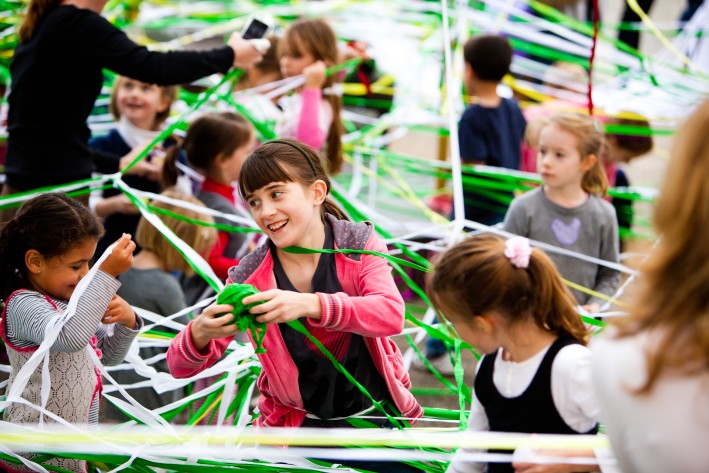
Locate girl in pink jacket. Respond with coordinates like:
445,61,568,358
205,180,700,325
167,140,422,469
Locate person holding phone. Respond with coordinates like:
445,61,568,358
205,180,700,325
0,0,263,221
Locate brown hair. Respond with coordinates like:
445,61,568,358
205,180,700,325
544,112,608,195
605,112,654,160
616,99,709,393
162,112,254,189
18,0,61,41
135,190,217,275
0,193,103,301
427,233,588,345
281,18,344,174
238,139,348,221
109,76,178,129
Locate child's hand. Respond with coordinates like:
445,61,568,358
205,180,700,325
304,61,327,89
120,146,162,181
190,303,240,351
581,303,601,314
243,290,321,325
103,295,136,328
100,234,135,277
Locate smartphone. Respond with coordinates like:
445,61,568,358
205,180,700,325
241,17,272,40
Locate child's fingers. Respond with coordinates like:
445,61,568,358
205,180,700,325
203,304,234,319
242,290,276,306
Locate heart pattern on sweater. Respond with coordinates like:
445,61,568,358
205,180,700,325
551,218,581,246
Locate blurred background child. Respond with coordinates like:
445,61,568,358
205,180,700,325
601,113,654,247
102,191,217,423
277,18,344,174
90,75,178,259
162,112,256,304
504,112,620,314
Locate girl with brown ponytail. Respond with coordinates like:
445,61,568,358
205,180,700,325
428,233,606,473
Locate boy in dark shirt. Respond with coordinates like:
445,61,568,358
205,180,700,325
458,35,526,226
417,36,527,375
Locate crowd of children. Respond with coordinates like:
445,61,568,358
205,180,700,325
0,2,706,473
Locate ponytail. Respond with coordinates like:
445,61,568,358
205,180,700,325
427,233,588,345
323,198,349,222
581,157,609,196
161,141,182,190
325,93,344,175
18,0,61,42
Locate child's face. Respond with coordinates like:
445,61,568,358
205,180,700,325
27,239,98,301
245,178,325,249
116,78,169,130
223,132,257,183
537,124,589,192
450,315,500,355
280,35,316,78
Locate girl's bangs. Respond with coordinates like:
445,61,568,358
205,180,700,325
239,151,294,196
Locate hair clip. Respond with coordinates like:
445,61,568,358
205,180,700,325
504,236,532,269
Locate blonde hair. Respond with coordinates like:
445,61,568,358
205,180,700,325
109,76,178,129
427,233,589,345
541,112,608,195
281,18,344,174
617,99,709,393
135,191,217,275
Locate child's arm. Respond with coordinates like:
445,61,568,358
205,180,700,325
589,208,621,307
96,295,144,367
503,197,530,237
166,303,238,378
5,271,120,352
295,61,331,150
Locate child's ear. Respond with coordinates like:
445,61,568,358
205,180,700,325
464,63,473,82
310,179,328,205
582,153,598,172
25,249,43,275
157,95,171,114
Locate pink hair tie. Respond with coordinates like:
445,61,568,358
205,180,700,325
504,237,532,269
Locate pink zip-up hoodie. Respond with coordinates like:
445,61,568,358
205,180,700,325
167,215,423,427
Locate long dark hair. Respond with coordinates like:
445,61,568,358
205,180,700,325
238,139,348,221
0,193,103,301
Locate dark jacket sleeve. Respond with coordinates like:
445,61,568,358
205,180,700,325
79,10,235,85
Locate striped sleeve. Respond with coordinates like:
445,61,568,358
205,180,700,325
97,315,144,367
6,270,120,351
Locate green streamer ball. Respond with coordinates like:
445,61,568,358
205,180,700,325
216,284,268,354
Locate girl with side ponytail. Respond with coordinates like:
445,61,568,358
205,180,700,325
428,233,604,473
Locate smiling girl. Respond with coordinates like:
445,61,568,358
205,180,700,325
90,75,178,258
503,113,620,314
0,193,140,473
167,139,422,472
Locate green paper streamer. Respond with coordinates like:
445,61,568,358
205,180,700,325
217,284,268,354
